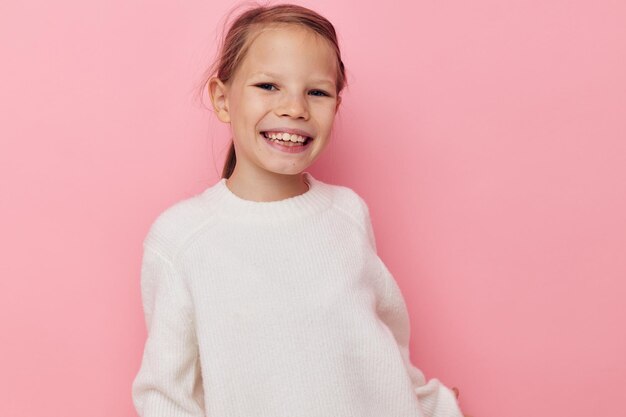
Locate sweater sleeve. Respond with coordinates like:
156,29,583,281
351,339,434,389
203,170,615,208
355,193,463,417
375,260,464,417
131,244,205,417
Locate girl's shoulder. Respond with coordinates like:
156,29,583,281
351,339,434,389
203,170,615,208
141,181,223,259
327,181,372,219
325,181,375,246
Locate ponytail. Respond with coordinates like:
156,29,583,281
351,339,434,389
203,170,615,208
221,140,237,179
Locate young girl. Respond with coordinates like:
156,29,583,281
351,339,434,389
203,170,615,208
132,3,467,417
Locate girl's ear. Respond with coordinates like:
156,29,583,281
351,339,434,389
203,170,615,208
335,95,342,113
208,77,231,123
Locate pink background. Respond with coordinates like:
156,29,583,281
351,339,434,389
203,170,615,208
1,1,625,416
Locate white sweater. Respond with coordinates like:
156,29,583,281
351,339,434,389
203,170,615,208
132,172,463,417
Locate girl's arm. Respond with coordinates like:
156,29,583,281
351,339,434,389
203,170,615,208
131,244,205,417
375,257,464,417
355,193,465,417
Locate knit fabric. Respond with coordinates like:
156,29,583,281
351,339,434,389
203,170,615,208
131,172,463,417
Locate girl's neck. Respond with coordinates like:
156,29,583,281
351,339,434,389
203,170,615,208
225,169,310,203
211,171,331,221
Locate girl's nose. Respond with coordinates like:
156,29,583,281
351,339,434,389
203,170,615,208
276,94,309,120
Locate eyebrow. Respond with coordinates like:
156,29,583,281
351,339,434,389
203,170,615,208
250,71,336,88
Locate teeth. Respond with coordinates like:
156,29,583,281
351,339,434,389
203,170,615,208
263,132,308,143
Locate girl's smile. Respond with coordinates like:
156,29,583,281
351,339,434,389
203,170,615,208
260,129,315,153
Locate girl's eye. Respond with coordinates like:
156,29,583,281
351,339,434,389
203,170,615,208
254,84,330,97
309,90,329,97
255,83,277,91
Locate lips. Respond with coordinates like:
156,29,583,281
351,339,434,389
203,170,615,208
260,130,314,153
261,133,313,146
259,127,315,139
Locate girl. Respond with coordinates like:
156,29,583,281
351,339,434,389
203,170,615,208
132,3,467,417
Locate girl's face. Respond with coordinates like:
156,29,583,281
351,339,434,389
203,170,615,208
210,24,341,178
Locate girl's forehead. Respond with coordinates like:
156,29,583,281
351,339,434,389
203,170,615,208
248,25,332,57
242,25,336,72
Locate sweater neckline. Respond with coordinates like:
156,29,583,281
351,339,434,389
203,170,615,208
207,172,333,221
